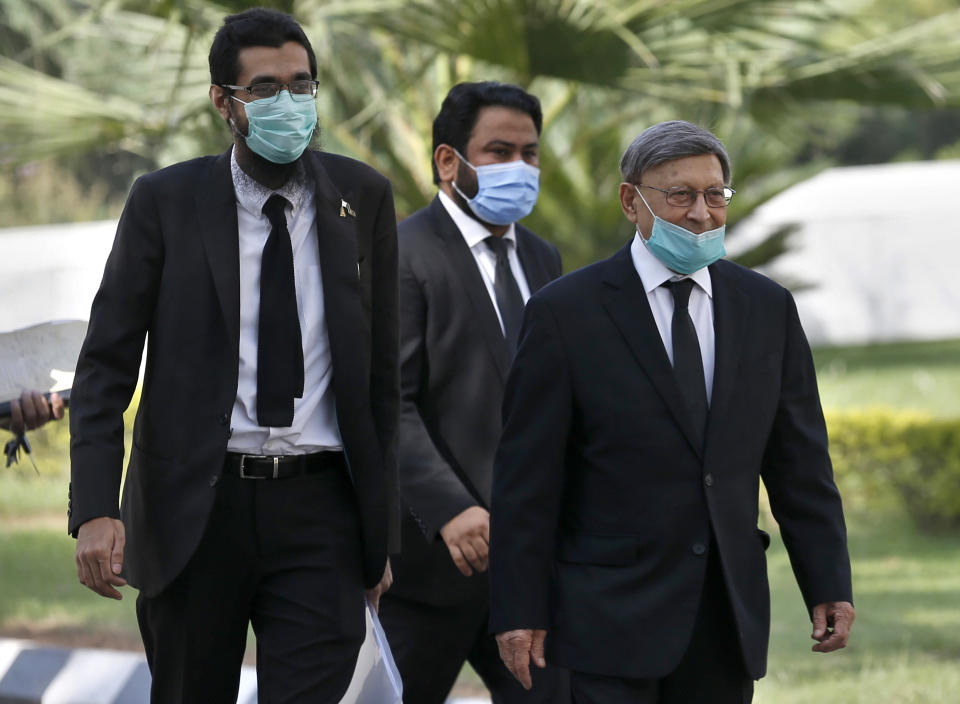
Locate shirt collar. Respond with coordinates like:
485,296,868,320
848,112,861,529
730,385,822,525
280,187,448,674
230,146,310,217
629,231,713,298
438,189,517,251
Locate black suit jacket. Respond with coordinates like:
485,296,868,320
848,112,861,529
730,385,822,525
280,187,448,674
489,242,851,680
389,197,561,605
68,149,399,597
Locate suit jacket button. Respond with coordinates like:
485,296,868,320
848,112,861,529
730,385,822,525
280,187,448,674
209,475,219,487
692,543,707,556
704,473,714,487
219,413,229,426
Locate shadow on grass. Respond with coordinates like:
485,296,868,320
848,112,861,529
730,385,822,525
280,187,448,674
757,511,960,702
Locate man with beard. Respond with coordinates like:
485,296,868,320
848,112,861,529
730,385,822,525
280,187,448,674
378,81,569,703
68,9,398,702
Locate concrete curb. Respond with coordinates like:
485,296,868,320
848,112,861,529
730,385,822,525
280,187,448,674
0,638,255,704
0,638,489,703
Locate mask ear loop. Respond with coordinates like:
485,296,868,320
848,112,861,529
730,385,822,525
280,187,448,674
632,185,658,241
450,148,478,202
634,185,656,217
226,97,248,139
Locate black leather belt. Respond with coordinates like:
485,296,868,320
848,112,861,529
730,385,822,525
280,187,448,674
223,451,345,480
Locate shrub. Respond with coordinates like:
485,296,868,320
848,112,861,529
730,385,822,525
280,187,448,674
826,408,960,531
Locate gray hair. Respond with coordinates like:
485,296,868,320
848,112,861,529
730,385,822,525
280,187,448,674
619,120,731,184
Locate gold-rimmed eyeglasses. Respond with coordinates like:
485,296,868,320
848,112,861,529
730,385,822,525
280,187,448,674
637,184,735,208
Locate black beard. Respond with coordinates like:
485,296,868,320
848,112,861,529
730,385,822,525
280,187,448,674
233,135,300,190
226,105,307,190
451,159,486,223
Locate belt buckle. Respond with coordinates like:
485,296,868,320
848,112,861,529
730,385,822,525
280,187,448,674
238,454,278,480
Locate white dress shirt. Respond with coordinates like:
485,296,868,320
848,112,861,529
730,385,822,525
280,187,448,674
630,231,715,405
438,190,532,334
227,148,342,454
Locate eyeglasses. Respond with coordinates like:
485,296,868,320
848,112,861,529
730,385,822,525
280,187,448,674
220,80,319,104
637,184,735,208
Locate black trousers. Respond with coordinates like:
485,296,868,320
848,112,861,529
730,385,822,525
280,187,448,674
570,544,754,704
136,460,366,704
379,587,569,704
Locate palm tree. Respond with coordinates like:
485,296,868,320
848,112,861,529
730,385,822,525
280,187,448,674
3,0,960,267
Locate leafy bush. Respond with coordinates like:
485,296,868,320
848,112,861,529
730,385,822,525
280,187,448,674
827,408,960,531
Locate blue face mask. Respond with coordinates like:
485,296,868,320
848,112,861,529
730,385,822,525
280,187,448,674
635,186,726,274
233,91,317,164
451,149,540,226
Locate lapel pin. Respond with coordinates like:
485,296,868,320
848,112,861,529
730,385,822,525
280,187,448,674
340,199,357,218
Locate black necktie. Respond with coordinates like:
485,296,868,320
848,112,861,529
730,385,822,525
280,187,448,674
257,194,304,427
484,236,525,351
666,279,708,448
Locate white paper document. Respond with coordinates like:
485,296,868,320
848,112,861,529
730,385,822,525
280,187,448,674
340,599,403,703
0,320,87,403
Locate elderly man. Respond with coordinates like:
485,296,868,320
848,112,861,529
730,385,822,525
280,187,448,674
489,120,854,703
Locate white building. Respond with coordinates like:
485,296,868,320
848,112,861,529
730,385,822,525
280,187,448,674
0,220,116,332
727,160,960,347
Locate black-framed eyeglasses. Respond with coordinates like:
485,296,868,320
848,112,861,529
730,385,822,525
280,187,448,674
637,184,735,208
220,80,319,104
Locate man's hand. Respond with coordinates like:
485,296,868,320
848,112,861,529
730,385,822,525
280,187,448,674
75,517,127,600
439,505,489,576
811,601,855,652
496,628,547,690
365,557,393,612
10,391,64,434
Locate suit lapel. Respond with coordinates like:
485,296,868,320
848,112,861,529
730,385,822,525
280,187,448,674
305,154,364,401
197,151,241,353
600,244,704,459
705,262,748,453
428,198,512,381
516,228,550,293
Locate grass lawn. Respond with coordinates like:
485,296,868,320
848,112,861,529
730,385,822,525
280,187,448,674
0,413,139,645
754,510,960,703
813,338,960,417
0,524,140,644
1,338,959,700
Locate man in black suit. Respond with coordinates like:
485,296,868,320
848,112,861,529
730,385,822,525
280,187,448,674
68,9,397,702
377,82,568,703
490,120,854,703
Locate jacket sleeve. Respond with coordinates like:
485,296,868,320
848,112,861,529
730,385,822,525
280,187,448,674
761,289,853,611
69,175,163,536
489,293,572,633
395,243,478,539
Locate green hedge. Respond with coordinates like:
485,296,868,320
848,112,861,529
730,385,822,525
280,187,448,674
827,409,960,531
